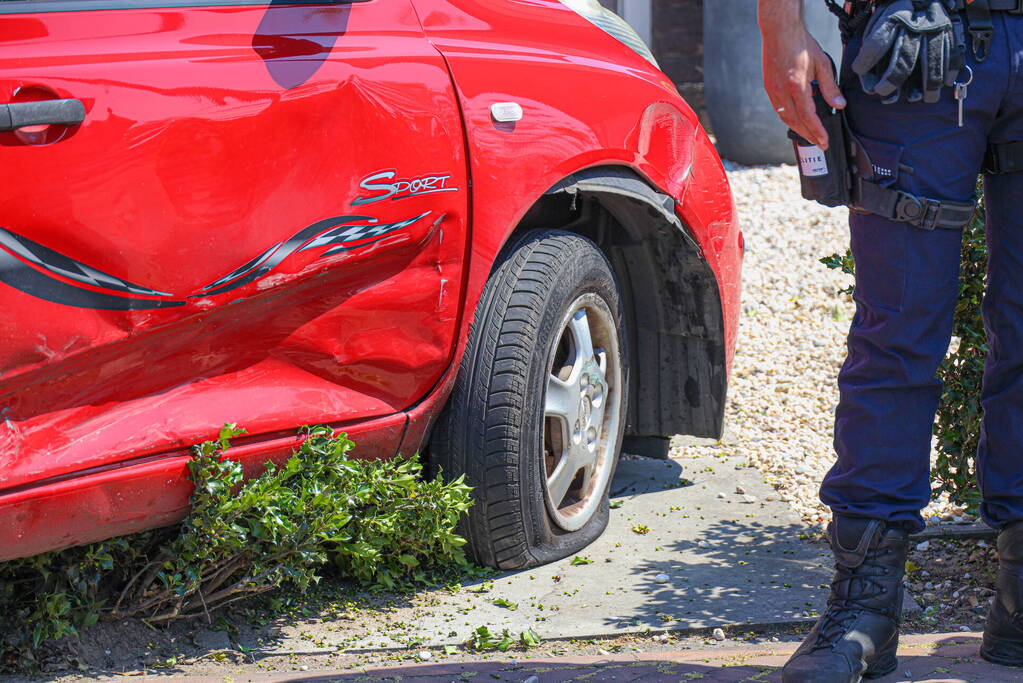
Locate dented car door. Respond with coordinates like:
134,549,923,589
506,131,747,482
0,0,468,490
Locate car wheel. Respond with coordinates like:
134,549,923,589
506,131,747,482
431,229,628,569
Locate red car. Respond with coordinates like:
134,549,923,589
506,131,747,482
0,0,741,568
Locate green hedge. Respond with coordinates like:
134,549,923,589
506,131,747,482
0,425,473,670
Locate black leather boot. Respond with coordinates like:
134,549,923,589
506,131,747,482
782,516,908,683
981,521,1023,666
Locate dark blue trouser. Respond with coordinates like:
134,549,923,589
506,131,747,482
821,11,1023,533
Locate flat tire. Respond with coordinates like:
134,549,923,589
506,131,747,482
431,230,628,569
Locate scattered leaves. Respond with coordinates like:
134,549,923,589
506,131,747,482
520,628,542,648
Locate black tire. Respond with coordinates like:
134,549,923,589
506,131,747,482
431,229,629,569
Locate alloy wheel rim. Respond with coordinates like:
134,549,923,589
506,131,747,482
541,293,622,532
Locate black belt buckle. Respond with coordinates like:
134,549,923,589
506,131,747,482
1012,0,1023,14
894,192,941,230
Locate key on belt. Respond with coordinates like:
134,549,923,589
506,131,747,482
954,65,974,128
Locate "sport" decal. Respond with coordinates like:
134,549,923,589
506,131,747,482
352,170,458,206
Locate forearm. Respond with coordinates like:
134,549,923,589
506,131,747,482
758,0,805,39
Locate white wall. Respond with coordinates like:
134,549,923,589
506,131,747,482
619,0,653,46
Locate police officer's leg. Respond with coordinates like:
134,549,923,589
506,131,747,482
783,17,1000,682
977,170,1023,533
787,166,973,681
977,167,1023,666
975,15,1023,664
823,212,965,528
820,49,997,532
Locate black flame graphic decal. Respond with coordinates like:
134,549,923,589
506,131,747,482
0,212,430,310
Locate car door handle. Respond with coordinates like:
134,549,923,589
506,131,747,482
0,99,85,132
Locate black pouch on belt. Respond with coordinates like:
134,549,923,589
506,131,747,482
787,80,851,208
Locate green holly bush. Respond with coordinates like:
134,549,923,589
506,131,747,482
0,424,473,670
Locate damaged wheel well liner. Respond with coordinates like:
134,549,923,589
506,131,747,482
516,166,727,441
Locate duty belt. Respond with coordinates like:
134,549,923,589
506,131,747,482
952,0,1020,61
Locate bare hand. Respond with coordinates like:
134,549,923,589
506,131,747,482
758,1,846,149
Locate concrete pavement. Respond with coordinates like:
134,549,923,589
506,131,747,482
257,450,874,655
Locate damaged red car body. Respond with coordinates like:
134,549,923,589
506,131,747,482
0,0,741,566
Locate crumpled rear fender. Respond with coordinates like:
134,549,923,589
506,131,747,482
535,165,731,439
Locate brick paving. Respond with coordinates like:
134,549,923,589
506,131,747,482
169,632,1023,682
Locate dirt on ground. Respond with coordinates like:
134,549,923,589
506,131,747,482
902,535,1000,634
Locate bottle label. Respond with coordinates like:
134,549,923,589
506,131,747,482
797,145,828,177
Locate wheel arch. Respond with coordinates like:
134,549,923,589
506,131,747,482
512,166,727,442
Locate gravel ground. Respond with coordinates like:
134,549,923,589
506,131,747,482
682,163,974,532
902,536,998,633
